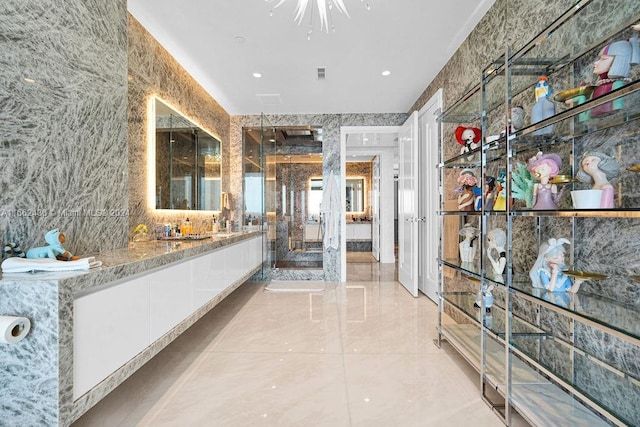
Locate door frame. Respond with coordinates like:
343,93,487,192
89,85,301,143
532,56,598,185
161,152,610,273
417,89,443,302
340,126,400,282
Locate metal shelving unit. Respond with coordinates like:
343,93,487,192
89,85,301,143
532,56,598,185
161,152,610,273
435,1,640,425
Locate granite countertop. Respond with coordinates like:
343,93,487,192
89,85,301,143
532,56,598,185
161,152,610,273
0,231,262,295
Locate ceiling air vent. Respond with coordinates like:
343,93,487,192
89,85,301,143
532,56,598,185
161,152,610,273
256,94,282,106
317,67,326,80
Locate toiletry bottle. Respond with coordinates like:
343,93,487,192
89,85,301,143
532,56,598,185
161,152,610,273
184,218,192,236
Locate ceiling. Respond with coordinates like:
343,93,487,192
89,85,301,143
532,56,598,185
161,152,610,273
127,0,495,116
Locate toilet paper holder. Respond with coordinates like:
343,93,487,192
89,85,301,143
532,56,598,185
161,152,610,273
0,315,31,344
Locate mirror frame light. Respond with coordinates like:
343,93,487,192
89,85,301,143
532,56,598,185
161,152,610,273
147,95,223,213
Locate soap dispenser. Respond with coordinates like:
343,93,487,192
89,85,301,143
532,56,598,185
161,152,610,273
183,218,192,236
212,215,219,233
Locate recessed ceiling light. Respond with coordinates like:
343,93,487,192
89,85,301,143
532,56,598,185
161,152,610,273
381,70,391,77
253,72,262,78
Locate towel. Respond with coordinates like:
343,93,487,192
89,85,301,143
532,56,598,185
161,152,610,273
1,256,102,273
320,172,341,250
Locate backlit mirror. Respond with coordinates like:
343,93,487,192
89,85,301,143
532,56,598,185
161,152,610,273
345,178,365,212
154,98,222,210
308,177,365,213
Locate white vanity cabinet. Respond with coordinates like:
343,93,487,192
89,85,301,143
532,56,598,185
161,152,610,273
346,223,372,241
73,275,150,399
73,235,262,402
149,260,192,342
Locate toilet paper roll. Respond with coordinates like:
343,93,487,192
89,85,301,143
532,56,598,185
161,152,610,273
0,315,31,344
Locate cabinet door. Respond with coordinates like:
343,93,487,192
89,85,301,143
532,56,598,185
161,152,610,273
149,261,192,342
353,224,371,240
247,236,262,270
192,250,227,310
73,276,150,399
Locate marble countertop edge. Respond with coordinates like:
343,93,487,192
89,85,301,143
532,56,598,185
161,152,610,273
0,231,262,294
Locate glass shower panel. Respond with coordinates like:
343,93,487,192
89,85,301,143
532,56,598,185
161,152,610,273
243,122,324,279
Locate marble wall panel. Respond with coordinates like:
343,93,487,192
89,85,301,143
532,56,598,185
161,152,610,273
126,16,231,239
0,280,61,425
574,351,640,425
0,0,128,255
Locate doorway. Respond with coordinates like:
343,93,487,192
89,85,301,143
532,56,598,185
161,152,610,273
340,127,400,282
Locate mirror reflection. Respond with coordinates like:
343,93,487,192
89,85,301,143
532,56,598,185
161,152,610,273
345,178,365,212
154,98,222,210
308,177,365,213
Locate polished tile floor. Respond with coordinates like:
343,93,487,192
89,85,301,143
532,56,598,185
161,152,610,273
73,258,509,427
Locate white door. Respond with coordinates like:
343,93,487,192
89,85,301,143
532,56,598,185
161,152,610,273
371,155,380,261
418,90,442,302
398,112,419,297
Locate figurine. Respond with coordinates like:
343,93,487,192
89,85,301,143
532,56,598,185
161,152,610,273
575,151,621,208
455,126,481,155
527,151,564,210
511,106,526,132
511,162,535,208
26,229,79,261
531,76,555,135
459,223,479,263
529,238,584,293
501,106,526,137
591,38,639,118
492,171,510,211
487,227,506,275
474,283,495,313
483,175,495,211
456,169,481,212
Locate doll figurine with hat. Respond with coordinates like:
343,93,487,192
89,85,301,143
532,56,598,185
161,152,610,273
459,222,479,263
456,169,481,211
26,228,80,261
454,126,481,155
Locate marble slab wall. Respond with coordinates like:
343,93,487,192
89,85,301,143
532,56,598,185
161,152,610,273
126,16,231,239
0,1,128,424
0,0,128,255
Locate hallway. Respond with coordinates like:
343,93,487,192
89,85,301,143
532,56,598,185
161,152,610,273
74,260,504,426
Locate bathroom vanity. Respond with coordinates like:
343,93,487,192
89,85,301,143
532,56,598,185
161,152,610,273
0,232,262,426
346,222,372,251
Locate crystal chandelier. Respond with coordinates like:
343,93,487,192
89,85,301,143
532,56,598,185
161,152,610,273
267,0,370,38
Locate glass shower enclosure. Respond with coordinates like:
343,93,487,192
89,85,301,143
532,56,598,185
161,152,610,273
242,116,324,280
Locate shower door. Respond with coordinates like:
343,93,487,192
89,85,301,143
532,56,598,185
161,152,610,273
243,122,324,279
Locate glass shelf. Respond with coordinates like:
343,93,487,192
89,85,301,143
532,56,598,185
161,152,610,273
441,147,482,168
511,276,640,344
509,209,640,218
440,320,610,427
511,334,639,426
438,211,483,217
443,291,542,338
439,258,481,277
513,79,640,140
440,84,482,124
508,0,640,112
